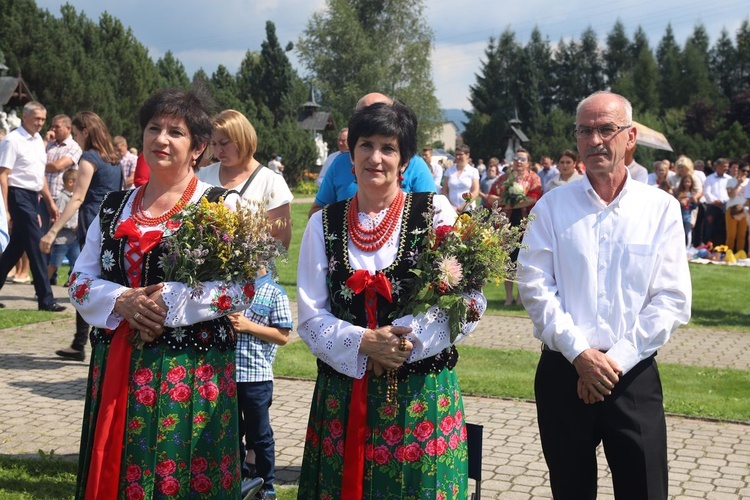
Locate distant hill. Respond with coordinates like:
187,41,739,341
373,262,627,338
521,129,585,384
441,109,469,134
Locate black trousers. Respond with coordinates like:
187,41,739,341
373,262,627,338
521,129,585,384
535,350,668,500
0,187,56,308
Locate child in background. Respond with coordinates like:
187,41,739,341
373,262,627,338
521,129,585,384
47,169,80,284
676,174,698,246
228,269,293,500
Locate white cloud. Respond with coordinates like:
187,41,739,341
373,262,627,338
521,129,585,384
431,41,488,110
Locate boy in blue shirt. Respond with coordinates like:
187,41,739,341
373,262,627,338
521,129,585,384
229,270,293,500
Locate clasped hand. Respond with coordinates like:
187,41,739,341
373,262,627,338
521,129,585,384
114,283,168,343
360,325,413,376
573,349,622,404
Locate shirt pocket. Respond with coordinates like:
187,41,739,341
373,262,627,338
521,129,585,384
250,302,272,318
622,244,656,295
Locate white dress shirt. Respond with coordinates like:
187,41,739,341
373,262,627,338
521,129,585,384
0,126,47,192
517,172,691,375
702,172,730,205
297,194,485,378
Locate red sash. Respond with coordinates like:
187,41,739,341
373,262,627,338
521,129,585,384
85,218,163,497
341,270,392,500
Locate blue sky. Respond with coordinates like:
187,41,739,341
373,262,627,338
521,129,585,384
35,0,750,110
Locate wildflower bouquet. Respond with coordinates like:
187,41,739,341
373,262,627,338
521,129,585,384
158,197,286,295
394,205,531,342
501,172,526,207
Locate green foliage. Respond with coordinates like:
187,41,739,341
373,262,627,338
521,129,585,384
297,0,441,147
465,19,750,160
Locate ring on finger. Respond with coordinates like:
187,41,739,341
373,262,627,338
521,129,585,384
398,337,408,352
134,312,143,321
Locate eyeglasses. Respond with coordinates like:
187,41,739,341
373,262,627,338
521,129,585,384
574,124,631,139
513,156,528,163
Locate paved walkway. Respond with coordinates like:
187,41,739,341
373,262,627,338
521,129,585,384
1,283,749,498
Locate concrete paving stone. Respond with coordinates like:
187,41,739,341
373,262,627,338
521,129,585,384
684,481,719,492
706,492,745,500
713,477,746,489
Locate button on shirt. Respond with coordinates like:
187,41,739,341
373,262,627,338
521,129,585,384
0,127,47,192
517,173,691,375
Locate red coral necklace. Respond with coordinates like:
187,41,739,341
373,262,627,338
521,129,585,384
348,190,405,252
131,176,199,226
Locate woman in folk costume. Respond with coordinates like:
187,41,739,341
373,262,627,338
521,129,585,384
69,87,254,498
297,99,486,499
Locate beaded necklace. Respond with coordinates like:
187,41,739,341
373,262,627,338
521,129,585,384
130,176,198,226
347,190,405,252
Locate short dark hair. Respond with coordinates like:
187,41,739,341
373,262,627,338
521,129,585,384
139,86,215,153
347,100,418,167
455,145,470,156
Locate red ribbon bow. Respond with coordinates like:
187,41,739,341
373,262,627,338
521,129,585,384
345,270,393,329
341,270,392,500
113,217,164,254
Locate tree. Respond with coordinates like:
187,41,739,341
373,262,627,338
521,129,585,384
656,24,683,110
463,29,521,161
297,0,441,146
735,19,750,91
604,20,632,85
680,24,715,104
157,51,190,89
256,21,299,125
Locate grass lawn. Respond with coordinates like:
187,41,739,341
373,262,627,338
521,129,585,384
0,453,299,499
275,341,750,422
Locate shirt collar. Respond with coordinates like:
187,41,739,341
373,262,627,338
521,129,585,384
582,168,632,209
16,126,40,141
255,272,273,287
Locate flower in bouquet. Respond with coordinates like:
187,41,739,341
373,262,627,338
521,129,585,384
158,196,287,297
394,205,532,341
501,173,526,207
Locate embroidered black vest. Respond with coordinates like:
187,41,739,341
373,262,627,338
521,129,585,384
323,192,432,328
89,187,236,352
320,192,459,379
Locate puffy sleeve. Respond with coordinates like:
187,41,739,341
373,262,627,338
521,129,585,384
296,211,369,378
391,195,487,361
68,215,131,329
69,191,252,330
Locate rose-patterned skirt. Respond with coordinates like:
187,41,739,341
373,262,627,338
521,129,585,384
75,341,241,499
298,366,468,499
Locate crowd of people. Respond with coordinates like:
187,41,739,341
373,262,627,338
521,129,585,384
0,86,740,499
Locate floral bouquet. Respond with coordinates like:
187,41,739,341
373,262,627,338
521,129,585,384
158,197,287,296
501,172,526,208
394,204,531,342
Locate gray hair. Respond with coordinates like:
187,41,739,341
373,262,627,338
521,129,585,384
23,101,46,116
576,91,632,124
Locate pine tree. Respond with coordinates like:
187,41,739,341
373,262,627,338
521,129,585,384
157,51,190,89
656,24,683,110
604,20,632,85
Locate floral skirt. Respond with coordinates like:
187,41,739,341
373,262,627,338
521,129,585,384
298,366,468,499
75,341,241,499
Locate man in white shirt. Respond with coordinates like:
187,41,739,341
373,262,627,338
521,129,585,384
421,146,443,191
316,128,348,186
624,144,648,183
518,91,691,499
701,158,729,246
0,102,65,311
